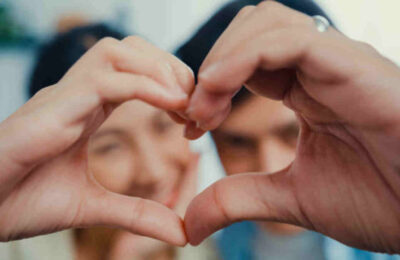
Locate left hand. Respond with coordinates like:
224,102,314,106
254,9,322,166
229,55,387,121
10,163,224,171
0,36,193,244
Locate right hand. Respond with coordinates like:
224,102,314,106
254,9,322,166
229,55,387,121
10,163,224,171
183,2,400,253
0,36,194,245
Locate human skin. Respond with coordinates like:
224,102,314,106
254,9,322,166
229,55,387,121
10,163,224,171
88,101,192,206
75,101,198,260
0,36,194,245
213,96,303,234
183,1,400,253
0,1,400,253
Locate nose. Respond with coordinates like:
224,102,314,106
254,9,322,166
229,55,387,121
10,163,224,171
134,136,167,186
259,137,295,173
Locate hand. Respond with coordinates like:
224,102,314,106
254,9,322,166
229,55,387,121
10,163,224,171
0,36,194,245
184,1,400,253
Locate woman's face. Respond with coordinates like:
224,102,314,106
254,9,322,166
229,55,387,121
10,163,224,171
88,101,191,208
213,96,299,175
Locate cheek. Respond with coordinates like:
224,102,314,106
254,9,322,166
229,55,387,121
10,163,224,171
218,147,259,174
223,158,258,175
152,138,192,201
163,138,191,186
264,142,296,173
163,127,192,163
88,151,137,194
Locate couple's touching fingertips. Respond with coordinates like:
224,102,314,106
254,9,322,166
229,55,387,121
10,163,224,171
0,0,400,259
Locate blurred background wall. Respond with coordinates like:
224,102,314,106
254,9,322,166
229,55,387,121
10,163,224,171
316,0,399,67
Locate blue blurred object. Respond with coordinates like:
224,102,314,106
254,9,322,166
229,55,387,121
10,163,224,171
0,2,35,47
216,221,400,260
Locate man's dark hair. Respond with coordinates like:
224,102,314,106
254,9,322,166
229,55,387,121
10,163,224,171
176,0,333,107
28,23,125,98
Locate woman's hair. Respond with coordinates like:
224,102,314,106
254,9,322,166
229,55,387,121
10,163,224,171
28,23,125,98
176,0,333,107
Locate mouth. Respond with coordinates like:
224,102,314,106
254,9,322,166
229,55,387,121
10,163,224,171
161,171,185,209
163,188,180,209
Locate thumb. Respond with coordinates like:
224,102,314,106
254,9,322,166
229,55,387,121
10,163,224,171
184,168,303,245
80,190,187,246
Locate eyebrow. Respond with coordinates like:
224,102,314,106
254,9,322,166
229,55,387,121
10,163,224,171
91,128,127,140
268,122,299,139
272,121,298,132
152,110,166,122
212,129,253,139
213,120,298,137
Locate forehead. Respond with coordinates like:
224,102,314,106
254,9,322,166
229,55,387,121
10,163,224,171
220,96,296,135
99,101,159,130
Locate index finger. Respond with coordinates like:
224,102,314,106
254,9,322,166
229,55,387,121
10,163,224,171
184,2,324,134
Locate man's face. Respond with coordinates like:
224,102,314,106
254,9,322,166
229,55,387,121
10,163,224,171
213,96,299,175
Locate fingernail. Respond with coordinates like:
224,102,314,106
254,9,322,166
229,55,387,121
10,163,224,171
184,122,202,140
185,105,195,118
184,124,194,139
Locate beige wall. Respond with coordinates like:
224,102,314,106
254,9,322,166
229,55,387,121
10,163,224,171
316,0,400,64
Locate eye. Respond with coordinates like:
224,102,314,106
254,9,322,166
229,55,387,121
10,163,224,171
215,131,256,149
277,123,299,147
94,142,121,155
153,114,174,134
226,135,254,148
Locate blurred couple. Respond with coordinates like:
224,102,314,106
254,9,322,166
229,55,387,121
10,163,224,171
1,0,398,260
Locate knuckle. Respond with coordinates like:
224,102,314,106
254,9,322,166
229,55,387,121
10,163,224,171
257,0,281,11
152,61,174,86
154,60,171,75
94,37,119,56
87,72,119,103
236,5,256,18
122,35,147,47
32,85,54,98
97,37,119,48
254,1,285,25
85,70,107,91
256,1,305,26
